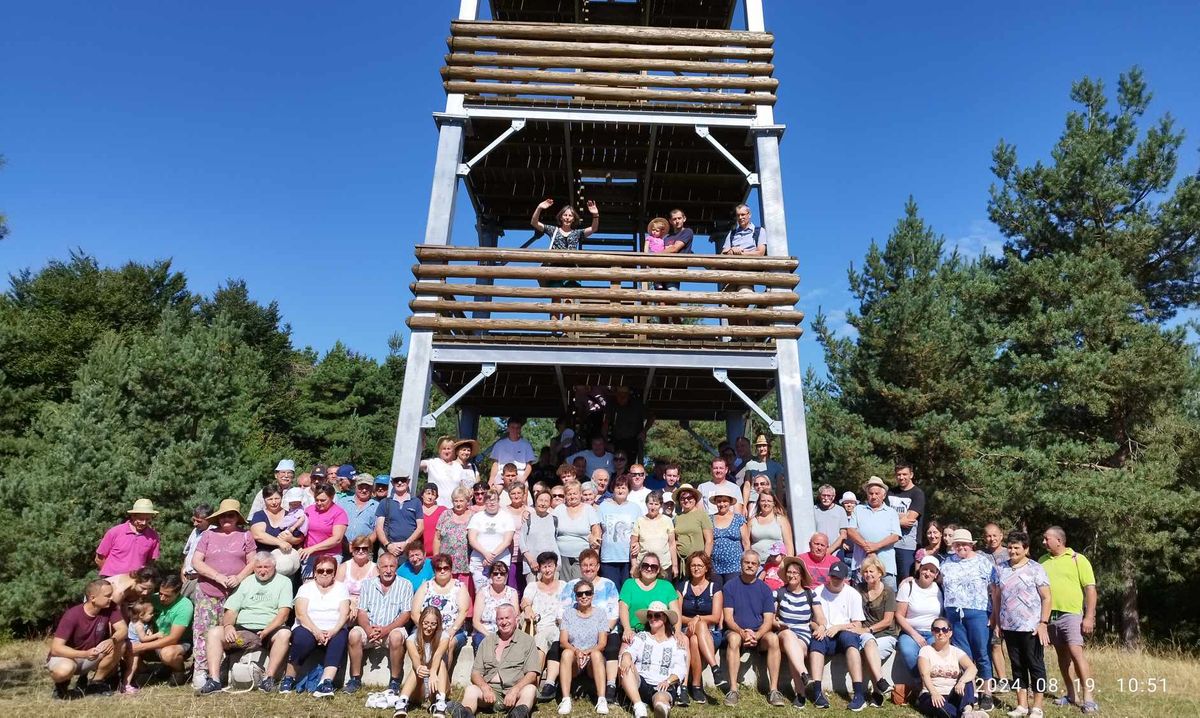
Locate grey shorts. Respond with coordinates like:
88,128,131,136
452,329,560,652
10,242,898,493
46,656,99,676
1048,613,1084,647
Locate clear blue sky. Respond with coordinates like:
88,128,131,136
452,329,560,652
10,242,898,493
3,1,1199,374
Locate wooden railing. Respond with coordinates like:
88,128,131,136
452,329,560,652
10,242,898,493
443,21,776,111
407,246,802,341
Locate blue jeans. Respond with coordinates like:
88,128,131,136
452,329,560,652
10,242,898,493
895,548,916,579
946,607,992,680
898,631,933,673
916,682,976,717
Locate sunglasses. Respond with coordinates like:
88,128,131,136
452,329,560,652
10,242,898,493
641,563,660,571
435,565,452,571
551,493,565,498
491,571,507,577
629,472,646,477
352,547,370,553
575,590,594,597
315,569,335,576
393,478,410,484
647,613,665,621
932,626,952,634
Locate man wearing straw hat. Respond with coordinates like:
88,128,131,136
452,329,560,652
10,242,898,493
95,498,161,579
618,600,688,718
845,476,901,591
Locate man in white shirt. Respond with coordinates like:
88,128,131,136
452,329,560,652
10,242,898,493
489,417,536,483
568,437,615,478
808,562,868,710
625,464,652,512
698,457,742,514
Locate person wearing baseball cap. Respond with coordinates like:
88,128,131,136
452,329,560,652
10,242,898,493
808,560,869,710
337,474,381,543
95,499,161,578
845,476,901,591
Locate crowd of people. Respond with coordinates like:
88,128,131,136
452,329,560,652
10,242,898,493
51,409,1100,718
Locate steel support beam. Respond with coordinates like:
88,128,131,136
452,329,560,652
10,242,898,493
431,343,778,371
422,363,496,428
390,116,467,479
753,124,815,546
714,369,780,435
696,126,758,186
463,106,756,129
458,119,525,176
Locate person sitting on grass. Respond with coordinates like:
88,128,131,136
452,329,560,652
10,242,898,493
916,617,988,718
617,600,688,718
393,606,450,718
46,579,127,699
197,551,293,695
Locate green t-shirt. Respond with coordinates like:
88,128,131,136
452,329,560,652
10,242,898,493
153,594,194,643
1039,549,1095,615
223,573,294,630
619,578,679,632
673,508,713,567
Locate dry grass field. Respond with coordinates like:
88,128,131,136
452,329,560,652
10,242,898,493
1,639,1197,718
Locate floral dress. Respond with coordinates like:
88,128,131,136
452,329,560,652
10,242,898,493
711,512,747,576
435,510,471,574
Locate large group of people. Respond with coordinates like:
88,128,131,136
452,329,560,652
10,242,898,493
51,409,1100,718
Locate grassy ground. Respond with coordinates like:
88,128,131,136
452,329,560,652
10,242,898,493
1,639,1197,718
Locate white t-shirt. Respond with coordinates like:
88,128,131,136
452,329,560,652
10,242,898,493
698,479,740,513
489,437,537,472
467,509,516,561
425,457,468,508
896,579,943,633
295,580,351,632
818,584,866,627
626,487,651,513
567,450,615,477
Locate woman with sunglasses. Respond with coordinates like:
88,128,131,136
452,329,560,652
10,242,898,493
413,553,472,679
336,535,378,614
677,551,724,705
469,481,489,513
916,617,987,718
618,552,681,647
557,578,611,715
671,486,712,577
472,560,519,650
468,490,516,592
618,600,687,718
281,555,351,698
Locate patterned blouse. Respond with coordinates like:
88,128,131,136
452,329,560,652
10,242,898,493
435,510,472,574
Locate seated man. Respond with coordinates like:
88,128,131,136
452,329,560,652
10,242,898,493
458,604,539,718
808,561,868,710
197,551,294,694
721,549,786,707
617,601,688,718
347,551,414,694
128,573,193,683
46,579,128,698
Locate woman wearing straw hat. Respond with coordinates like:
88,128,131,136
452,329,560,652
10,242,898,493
618,600,687,718
941,528,998,712
95,498,162,579
189,499,256,690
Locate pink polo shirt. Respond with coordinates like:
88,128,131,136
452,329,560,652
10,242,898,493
96,521,161,577
800,552,841,586
304,503,349,557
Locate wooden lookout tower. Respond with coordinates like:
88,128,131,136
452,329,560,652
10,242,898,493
391,0,816,544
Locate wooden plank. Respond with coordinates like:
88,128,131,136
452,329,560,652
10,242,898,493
408,315,802,338
411,282,799,306
445,53,776,76
414,245,798,271
442,66,779,91
450,20,774,48
411,298,803,322
444,81,775,106
413,264,799,287
448,37,773,62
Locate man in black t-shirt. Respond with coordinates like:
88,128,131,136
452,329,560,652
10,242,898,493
886,464,926,579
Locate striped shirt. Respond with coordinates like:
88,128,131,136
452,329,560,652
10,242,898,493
357,576,414,626
775,586,816,640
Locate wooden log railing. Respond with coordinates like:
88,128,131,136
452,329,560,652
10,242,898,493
444,21,776,110
407,245,803,341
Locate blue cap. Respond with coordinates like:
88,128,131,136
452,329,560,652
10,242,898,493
374,474,390,486
336,464,356,479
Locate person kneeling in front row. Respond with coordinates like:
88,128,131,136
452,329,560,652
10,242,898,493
618,601,688,718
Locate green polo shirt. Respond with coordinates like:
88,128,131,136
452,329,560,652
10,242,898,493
223,573,294,630
153,594,194,643
1039,549,1095,614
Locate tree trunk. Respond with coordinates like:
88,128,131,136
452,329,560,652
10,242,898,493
1120,553,1142,650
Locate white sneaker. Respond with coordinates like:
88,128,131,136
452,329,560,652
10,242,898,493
633,701,648,718
652,702,670,718
191,670,208,691
596,697,609,715
559,698,573,715
1007,708,1030,718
